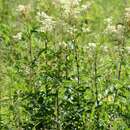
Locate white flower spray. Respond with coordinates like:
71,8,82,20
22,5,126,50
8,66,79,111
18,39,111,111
36,11,55,32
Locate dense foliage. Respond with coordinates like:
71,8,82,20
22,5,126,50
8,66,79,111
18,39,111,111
0,0,130,130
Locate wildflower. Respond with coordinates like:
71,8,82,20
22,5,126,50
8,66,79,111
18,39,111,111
63,6,80,18
116,24,124,39
54,0,81,18
59,41,67,48
16,4,31,16
88,43,96,48
105,23,124,40
82,24,91,33
68,41,74,50
35,80,42,87
56,0,81,6
107,95,114,102
105,16,124,35
104,89,109,96
36,11,55,32
13,32,22,40
126,46,130,54
17,5,26,13
127,85,130,90
105,24,117,34
125,7,130,21
80,2,92,12
37,11,52,20
104,17,112,25
67,26,77,35
101,45,108,52
103,95,114,102
98,93,102,100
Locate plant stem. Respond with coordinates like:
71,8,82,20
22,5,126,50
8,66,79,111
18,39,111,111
94,51,99,130
55,88,59,130
74,41,80,86
73,39,80,109
28,33,33,91
55,54,61,130
45,34,48,94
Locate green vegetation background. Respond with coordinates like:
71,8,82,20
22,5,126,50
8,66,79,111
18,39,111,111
0,0,130,130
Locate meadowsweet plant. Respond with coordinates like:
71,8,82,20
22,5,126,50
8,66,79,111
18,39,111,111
0,0,130,130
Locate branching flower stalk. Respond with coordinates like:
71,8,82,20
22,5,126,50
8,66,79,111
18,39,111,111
114,12,127,90
93,49,99,130
74,40,80,86
55,48,62,130
44,33,49,95
67,0,80,86
9,37,22,129
61,8,69,81
28,33,33,88
105,9,128,123
55,87,60,130
72,38,80,109
116,7,128,116
23,13,34,92
117,39,124,81
117,1,129,82
65,44,69,80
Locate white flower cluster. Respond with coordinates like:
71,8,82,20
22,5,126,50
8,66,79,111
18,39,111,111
124,7,130,22
105,18,124,40
101,45,108,52
104,17,112,25
80,2,92,12
66,26,78,35
58,41,67,48
17,5,26,12
83,43,110,54
82,27,91,33
16,4,31,15
98,86,115,103
63,5,80,18
56,0,81,6
53,0,91,18
105,18,115,33
37,11,55,32
88,42,96,48
126,46,130,54
106,25,117,33
13,32,22,41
